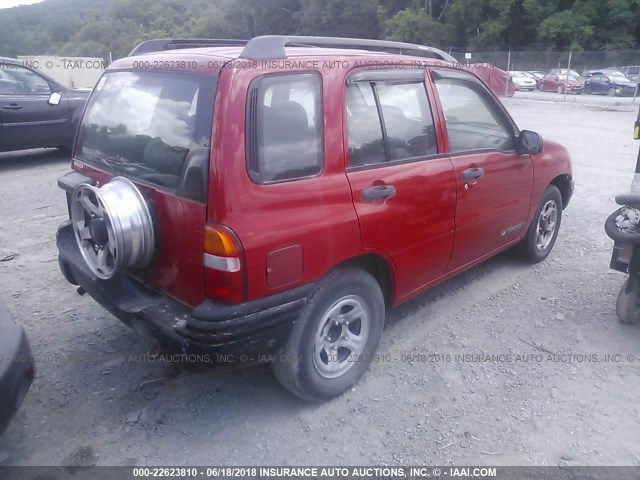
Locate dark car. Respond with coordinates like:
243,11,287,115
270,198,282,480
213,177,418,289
0,57,90,153
585,72,638,97
582,67,620,78
0,298,35,434
56,36,573,401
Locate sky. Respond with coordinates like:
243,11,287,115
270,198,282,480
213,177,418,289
0,0,45,8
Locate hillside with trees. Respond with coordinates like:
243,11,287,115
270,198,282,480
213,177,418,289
0,0,639,60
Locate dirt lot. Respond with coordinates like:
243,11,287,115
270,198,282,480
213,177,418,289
1,95,640,468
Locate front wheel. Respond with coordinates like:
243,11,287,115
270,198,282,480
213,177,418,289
516,185,562,263
607,87,616,97
616,279,640,324
272,268,385,402
557,85,564,94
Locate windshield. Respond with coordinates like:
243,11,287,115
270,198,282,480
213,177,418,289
76,71,217,190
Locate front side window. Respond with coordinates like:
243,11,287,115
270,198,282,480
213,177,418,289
0,64,51,95
247,73,323,183
346,79,437,167
76,71,216,190
434,78,515,153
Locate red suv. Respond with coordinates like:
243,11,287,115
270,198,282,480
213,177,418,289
56,36,573,401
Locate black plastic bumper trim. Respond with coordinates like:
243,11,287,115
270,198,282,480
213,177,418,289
56,223,309,353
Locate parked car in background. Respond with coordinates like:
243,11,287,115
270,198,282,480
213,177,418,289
541,71,584,94
582,68,620,78
0,57,90,153
549,68,582,78
56,35,573,401
620,66,640,84
0,297,35,435
585,72,637,96
527,71,545,89
509,71,536,91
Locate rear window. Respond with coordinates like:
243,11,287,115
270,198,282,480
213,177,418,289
76,71,217,190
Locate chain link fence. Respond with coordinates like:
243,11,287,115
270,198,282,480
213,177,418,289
449,49,640,75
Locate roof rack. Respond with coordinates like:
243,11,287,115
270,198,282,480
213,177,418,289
128,35,458,63
129,38,249,56
239,35,457,63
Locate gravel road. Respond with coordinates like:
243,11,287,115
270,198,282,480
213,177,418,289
1,95,640,468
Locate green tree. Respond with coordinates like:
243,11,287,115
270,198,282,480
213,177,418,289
297,0,381,38
537,8,594,49
385,8,454,47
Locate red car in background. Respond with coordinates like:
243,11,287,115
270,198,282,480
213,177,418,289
541,71,584,94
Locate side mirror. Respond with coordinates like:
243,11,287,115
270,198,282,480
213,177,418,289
517,130,543,155
48,92,62,105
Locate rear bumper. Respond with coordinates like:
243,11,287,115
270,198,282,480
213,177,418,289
0,306,35,434
56,222,310,363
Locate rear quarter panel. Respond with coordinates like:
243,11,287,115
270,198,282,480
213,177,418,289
210,63,365,302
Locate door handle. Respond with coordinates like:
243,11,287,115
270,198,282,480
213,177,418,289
462,167,484,181
1,104,22,110
362,185,396,202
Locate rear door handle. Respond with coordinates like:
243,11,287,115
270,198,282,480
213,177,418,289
462,167,484,181
1,104,22,110
362,185,396,202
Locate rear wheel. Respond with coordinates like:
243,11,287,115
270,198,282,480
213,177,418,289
516,185,562,264
272,268,385,402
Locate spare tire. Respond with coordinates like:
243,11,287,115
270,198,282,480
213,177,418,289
70,177,155,279
605,207,640,244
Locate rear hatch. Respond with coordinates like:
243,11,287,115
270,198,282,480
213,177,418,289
72,69,218,306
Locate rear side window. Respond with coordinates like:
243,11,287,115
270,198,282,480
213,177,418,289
246,73,323,183
434,78,515,153
347,79,437,167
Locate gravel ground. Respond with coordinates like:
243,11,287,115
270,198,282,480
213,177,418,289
1,95,640,468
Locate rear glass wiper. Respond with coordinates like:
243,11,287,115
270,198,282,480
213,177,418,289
84,154,126,171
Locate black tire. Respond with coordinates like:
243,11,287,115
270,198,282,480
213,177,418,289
272,268,385,402
516,185,563,264
557,85,564,94
616,280,640,324
607,87,616,97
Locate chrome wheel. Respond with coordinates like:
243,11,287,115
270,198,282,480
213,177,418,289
313,296,370,379
535,199,558,251
70,177,155,279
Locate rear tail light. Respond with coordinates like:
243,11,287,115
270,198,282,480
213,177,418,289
203,224,246,303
